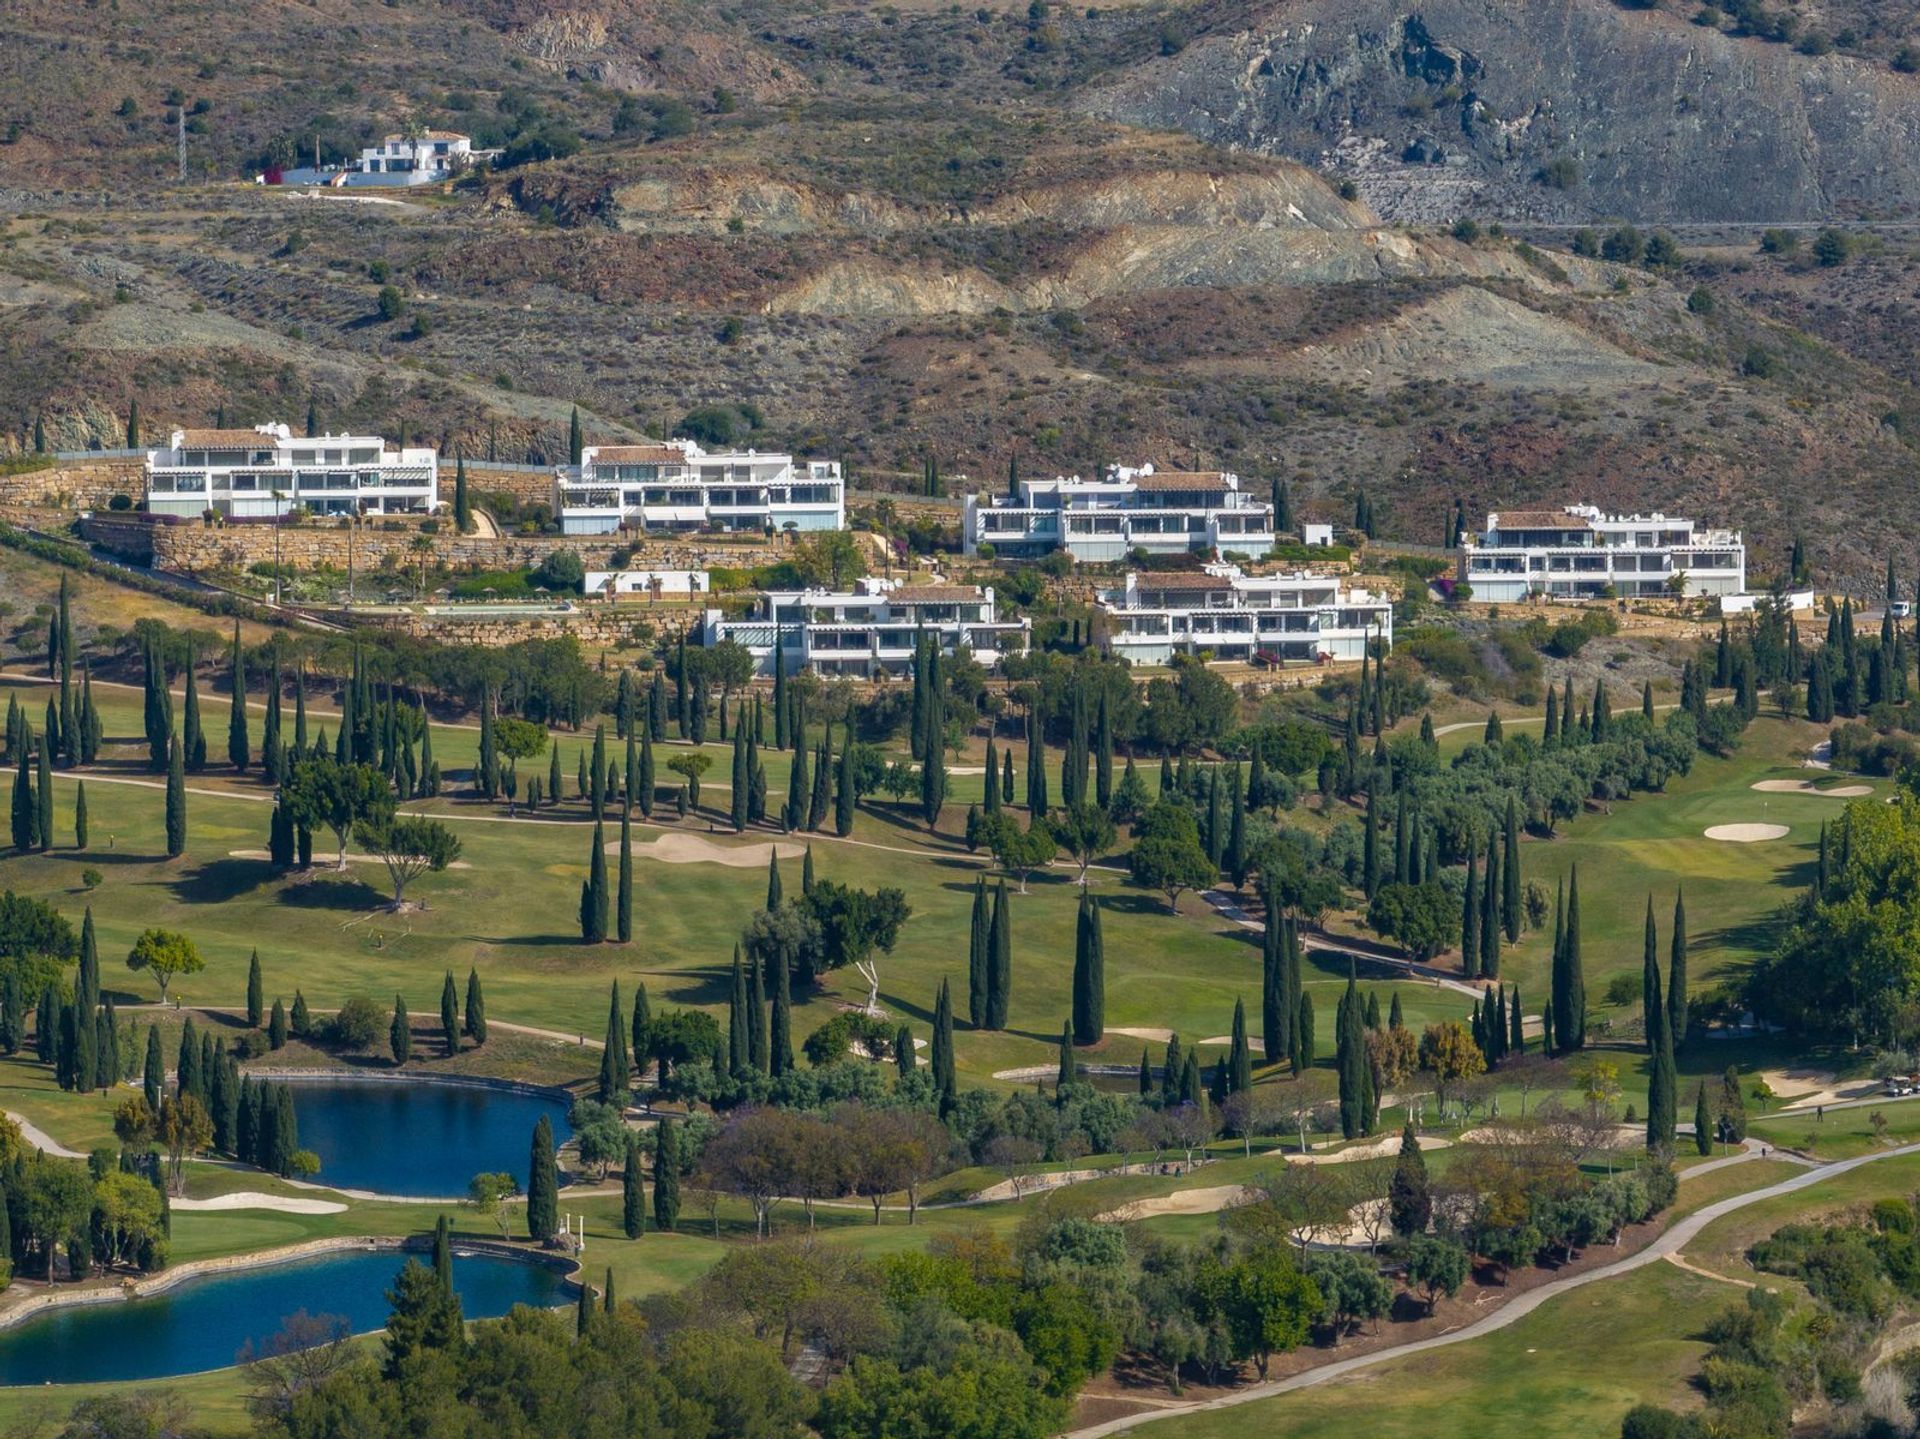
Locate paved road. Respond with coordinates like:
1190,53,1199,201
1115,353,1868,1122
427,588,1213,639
1067,1141,1920,1438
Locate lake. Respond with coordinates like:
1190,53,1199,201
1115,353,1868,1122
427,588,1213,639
287,1079,573,1198
0,1248,566,1384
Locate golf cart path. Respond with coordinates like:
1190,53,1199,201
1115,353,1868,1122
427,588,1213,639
5,1113,86,1159
1065,1140,1920,1439
1201,889,1483,1000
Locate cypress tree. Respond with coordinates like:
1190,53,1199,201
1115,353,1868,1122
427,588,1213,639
986,879,1012,1030
1668,889,1690,1048
1024,710,1047,814
1284,919,1306,1076
1260,894,1286,1065
440,972,458,1056
1056,1022,1077,1088
1641,897,1661,1055
1179,1049,1202,1106
183,647,205,772
1565,865,1586,1049
246,950,264,1028
599,981,630,1103
143,1024,163,1110
1094,690,1114,809
1646,948,1675,1150
390,993,411,1065
34,986,55,1065
617,808,634,944
1509,986,1524,1055
652,1120,679,1232
804,845,814,894
1229,998,1251,1094
747,951,767,1075
730,717,749,832
0,973,17,1055
835,731,857,836
453,452,471,533
931,978,956,1100
1388,1122,1432,1235
164,732,186,858
1296,991,1315,1074
527,1116,558,1241
581,820,609,942
1501,795,1522,942
9,736,30,853
770,949,793,1077
67,778,83,853
1071,890,1104,1044
177,1016,200,1101
622,1134,645,1238
1460,837,1479,976
465,968,487,1044
1480,839,1499,978
728,948,749,1076
269,997,288,1050
811,728,833,832
631,984,650,1073
1693,1082,1713,1156
1336,971,1367,1138
967,877,990,1027
894,1023,915,1077
227,625,249,772
1161,1034,1183,1103
1389,990,1404,1031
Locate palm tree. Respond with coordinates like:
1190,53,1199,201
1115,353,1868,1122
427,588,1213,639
409,534,435,597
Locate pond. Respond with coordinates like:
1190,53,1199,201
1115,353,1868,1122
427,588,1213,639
287,1080,573,1198
0,1248,566,1385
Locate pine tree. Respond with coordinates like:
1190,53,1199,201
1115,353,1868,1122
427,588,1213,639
164,731,186,858
390,993,411,1065
527,1116,558,1241
227,625,249,772
247,950,264,1028
622,1134,646,1238
652,1120,679,1232
1668,889,1689,1048
987,879,1012,1030
465,968,487,1045
1071,890,1104,1044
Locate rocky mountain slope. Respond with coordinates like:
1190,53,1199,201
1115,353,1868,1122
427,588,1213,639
1077,0,1920,224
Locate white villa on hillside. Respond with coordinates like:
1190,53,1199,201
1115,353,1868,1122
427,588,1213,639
1458,504,1746,603
963,463,1276,562
1097,565,1392,666
702,578,1030,678
556,440,844,536
353,131,479,184
143,425,438,520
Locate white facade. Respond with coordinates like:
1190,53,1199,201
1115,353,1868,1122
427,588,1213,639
963,463,1276,562
354,131,475,183
702,577,1030,679
557,440,844,537
583,570,711,599
144,425,438,520
1720,589,1815,616
1458,504,1745,603
1302,523,1335,548
1097,565,1392,667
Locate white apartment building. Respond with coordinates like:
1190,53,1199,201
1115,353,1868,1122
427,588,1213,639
1097,565,1392,667
144,425,438,520
963,463,1276,562
556,441,844,537
1458,504,1746,603
702,578,1030,679
583,570,711,599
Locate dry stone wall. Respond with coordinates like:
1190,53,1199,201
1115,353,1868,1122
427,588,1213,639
0,458,142,509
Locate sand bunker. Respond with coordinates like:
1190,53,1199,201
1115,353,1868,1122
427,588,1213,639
1109,1026,1175,1044
613,834,808,868
1751,780,1873,797
1296,1133,1450,1165
1704,824,1790,843
1199,1036,1266,1052
229,850,471,869
171,1192,348,1215
1100,1184,1260,1223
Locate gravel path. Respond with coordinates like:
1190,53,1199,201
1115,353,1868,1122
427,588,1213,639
6,1113,86,1159
1065,1141,1920,1438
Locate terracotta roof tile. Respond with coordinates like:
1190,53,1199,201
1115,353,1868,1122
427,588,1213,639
1129,572,1237,591
589,444,689,465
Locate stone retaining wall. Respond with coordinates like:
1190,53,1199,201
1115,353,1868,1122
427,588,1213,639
353,605,703,649
145,520,786,578
0,458,142,510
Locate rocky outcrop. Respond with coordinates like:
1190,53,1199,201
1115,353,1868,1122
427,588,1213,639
1074,0,1920,223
